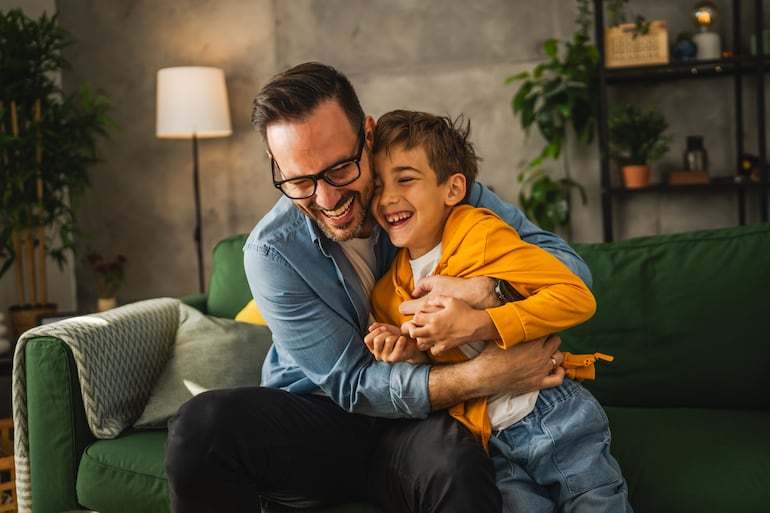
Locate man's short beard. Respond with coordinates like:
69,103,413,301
307,192,369,242
319,203,370,242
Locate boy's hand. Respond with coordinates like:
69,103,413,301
365,323,429,364
401,295,498,355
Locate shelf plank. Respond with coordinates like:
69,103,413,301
603,56,770,84
605,176,765,195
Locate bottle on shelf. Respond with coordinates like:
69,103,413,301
684,135,708,171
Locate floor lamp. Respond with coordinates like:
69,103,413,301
156,66,232,293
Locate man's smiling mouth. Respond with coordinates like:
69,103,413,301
321,195,354,219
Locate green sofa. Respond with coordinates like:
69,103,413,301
13,222,770,513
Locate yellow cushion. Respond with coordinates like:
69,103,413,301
234,299,267,326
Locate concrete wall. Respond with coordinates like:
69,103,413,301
39,0,770,307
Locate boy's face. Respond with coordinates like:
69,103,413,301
373,143,465,259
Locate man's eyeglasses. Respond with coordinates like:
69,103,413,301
272,124,365,200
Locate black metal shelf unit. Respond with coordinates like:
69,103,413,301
593,0,768,242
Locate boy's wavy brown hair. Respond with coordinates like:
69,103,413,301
373,110,480,202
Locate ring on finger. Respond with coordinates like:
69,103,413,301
550,357,557,369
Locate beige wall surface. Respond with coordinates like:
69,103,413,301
31,0,769,307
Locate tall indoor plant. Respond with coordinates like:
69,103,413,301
0,9,112,336
506,0,597,236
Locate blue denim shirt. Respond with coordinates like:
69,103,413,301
244,182,591,419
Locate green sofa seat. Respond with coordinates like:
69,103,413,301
602,406,770,513
77,431,168,512
15,223,770,513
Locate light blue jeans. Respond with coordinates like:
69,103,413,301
489,379,633,513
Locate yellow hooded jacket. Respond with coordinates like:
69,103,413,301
370,205,598,451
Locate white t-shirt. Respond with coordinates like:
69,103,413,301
339,236,377,325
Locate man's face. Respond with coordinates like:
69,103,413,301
267,101,376,241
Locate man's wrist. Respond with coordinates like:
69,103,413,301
427,359,484,410
478,277,502,309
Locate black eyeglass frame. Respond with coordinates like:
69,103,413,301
271,123,366,200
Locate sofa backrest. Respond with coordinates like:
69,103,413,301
206,233,252,319
563,222,770,410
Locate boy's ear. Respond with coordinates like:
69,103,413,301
445,173,466,206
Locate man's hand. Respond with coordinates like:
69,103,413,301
364,322,429,364
472,335,565,395
401,275,499,312
427,335,565,410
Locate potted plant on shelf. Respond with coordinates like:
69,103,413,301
506,0,596,237
608,102,672,188
0,9,113,338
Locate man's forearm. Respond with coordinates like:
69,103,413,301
427,358,486,410
426,336,564,411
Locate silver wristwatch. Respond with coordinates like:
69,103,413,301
494,278,523,304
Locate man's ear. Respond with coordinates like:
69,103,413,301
445,173,466,206
364,115,376,146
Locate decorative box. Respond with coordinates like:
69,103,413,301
604,20,670,68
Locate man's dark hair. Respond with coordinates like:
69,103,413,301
373,109,480,202
251,62,364,142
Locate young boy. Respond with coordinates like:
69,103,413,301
365,110,632,512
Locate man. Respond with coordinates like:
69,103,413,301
165,62,592,513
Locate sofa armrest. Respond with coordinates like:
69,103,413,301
23,338,93,513
13,297,181,513
180,293,207,313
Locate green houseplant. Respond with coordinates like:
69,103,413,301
608,102,671,188
506,0,597,235
0,9,112,336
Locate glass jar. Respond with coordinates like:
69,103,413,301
684,135,708,171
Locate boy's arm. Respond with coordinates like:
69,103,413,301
468,182,592,287
482,229,596,349
404,213,595,354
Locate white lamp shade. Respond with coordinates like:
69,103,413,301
156,66,232,139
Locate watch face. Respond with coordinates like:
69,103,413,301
497,279,523,302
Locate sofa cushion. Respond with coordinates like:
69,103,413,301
235,299,268,325
604,406,770,513
206,233,253,318
563,223,770,409
78,433,381,513
77,430,169,513
134,304,271,428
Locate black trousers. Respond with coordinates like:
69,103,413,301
165,386,501,513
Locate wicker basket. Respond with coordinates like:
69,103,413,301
0,419,16,513
604,20,669,68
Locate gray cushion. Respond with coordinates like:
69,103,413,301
134,304,271,428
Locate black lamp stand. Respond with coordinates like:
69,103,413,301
191,133,205,293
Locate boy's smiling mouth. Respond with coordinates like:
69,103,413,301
384,211,413,227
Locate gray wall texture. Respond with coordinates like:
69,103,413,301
41,0,769,308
